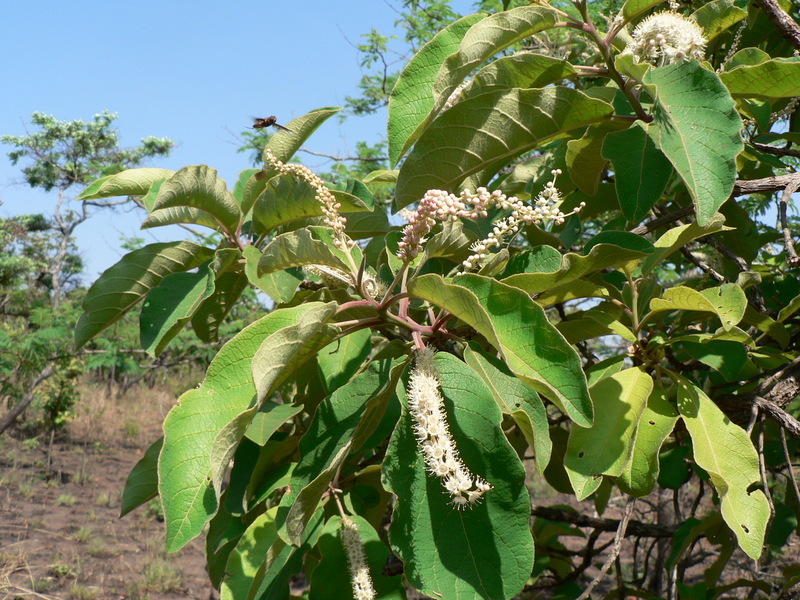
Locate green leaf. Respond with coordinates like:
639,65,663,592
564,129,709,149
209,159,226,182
622,0,666,20
233,168,262,216
432,6,560,116
502,233,653,294
564,368,653,500
409,273,592,426
140,264,216,357
617,386,679,496
382,353,534,600
691,0,747,42
567,122,628,196
649,283,747,331
278,361,392,545
742,305,789,348
640,214,728,275
258,227,352,276
675,376,770,559
120,437,163,518
602,122,673,222
191,268,249,343
644,63,743,226
420,221,478,265
464,345,552,471
460,53,578,103
681,340,749,381
310,515,405,600
243,245,302,304
144,165,241,233
245,402,304,447
220,508,279,600
77,167,173,200
158,303,335,552
389,13,486,165
252,174,370,235
75,241,215,348
719,57,800,98
394,86,613,209
262,107,341,166
317,328,372,393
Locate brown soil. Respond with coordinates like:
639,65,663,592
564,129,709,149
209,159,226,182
0,382,215,600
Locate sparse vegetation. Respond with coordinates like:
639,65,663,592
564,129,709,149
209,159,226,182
56,494,76,507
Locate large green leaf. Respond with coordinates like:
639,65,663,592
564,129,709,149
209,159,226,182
617,386,679,496
567,122,629,196
409,274,592,426
644,62,743,226
640,214,728,275
310,515,405,600
258,227,353,276
461,53,577,104
501,233,653,294
77,167,173,200
564,368,653,500
388,13,486,165
277,360,393,546
675,376,770,559
394,86,613,209
649,283,747,331
261,107,341,167
602,122,673,222
317,328,372,393
243,245,302,304
691,0,747,42
158,303,335,552
431,6,559,116
140,264,216,357
252,174,370,235
191,268,250,343
622,0,666,20
464,345,552,472
120,437,163,518
144,165,241,234
220,508,280,600
719,57,800,98
382,353,534,600
75,241,214,348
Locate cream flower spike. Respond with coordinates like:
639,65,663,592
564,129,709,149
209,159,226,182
406,347,492,509
623,11,707,66
340,517,376,600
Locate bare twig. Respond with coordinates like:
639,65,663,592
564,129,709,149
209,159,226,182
778,176,800,267
752,141,800,160
754,0,800,51
531,505,677,538
780,428,800,505
576,496,636,600
733,172,800,196
679,247,726,282
297,147,388,163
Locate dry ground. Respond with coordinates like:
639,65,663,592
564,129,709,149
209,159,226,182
0,381,214,600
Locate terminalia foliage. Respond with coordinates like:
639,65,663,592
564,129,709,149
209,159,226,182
76,1,800,598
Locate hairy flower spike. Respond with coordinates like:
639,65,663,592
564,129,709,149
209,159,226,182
623,11,707,66
340,518,375,600
407,347,492,508
264,150,353,249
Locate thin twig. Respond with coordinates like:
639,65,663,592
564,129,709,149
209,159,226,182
576,497,636,600
679,247,726,282
298,147,388,163
531,505,677,538
781,427,800,505
754,0,800,51
777,176,800,267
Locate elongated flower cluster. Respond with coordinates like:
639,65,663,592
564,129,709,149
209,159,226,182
461,169,584,271
407,347,491,509
397,187,502,260
264,150,352,249
340,517,375,600
623,11,707,65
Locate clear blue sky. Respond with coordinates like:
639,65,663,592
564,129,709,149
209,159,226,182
1,1,475,279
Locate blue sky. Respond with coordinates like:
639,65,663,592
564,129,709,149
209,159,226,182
1,1,475,279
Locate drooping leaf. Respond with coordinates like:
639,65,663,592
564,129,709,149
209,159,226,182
243,245,302,304
120,437,163,518
191,268,250,343
564,368,653,500
310,515,406,600
252,174,370,235
675,376,770,559
567,122,628,196
640,214,729,275
502,233,653,294
233,168,262,216
75,241,214,348
691,0,747,42
77,167,173,200
617,386,679,496
644,62,743,226
394,86,614,209
464,345,552,472
258,227,353,276
389,13,486,165
602,122,673,222
622,0,666,20
649,283,747,331
382,353,534,600
317,328,372,393
144,165,241,233
140,264,216,357
409,274,592,426
158,303,335,552
719,57,800,98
